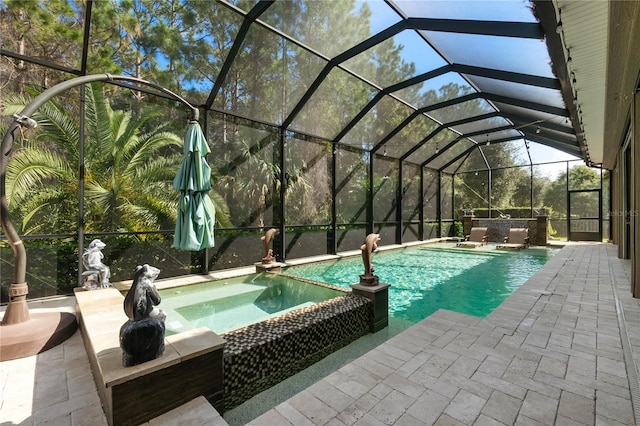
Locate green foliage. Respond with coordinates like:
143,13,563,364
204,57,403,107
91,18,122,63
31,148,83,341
0,0,604,295
542,165,601,218
0,234,205,301
453,221,463,237
537,204,557,238
3,85,181,233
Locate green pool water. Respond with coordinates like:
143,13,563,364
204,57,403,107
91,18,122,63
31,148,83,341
158,243,558,335
284,242,559,322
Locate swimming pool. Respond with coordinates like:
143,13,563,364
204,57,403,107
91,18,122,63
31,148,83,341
284,242,559,322
159,273,346,335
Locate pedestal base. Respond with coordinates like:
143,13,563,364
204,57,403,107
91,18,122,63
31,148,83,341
255,262,284,273
351,282,390,333
358,274,379,286
0,311,78,361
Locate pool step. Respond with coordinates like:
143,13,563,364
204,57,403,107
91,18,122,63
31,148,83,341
160,280,328,335
204,301,317,334
143,395,228,426
178,287,267,318
167,292,315,335
161,284,268,335
162,282,268,306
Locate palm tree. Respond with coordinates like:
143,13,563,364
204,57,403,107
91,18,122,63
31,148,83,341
2,83,230,235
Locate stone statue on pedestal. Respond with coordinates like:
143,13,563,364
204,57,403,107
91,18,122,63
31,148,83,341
360,233,381,286
119,264,165,367
261,228,279,264
81,239,112,290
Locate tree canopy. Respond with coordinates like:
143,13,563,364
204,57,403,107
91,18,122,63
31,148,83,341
0,0,597,235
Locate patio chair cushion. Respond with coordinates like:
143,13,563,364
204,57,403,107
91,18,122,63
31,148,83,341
467,227,488,243
505,228,529,245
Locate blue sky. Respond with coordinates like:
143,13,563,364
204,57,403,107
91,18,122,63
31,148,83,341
353,0,581,178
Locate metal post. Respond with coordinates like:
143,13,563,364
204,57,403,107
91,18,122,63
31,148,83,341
367,153,374,235
451,172,455,222
277,129,286,261
437,171,442,237
419,166,424,240
530,164,534,217
77,86,86,285
330,144,337,254
488,169,492,218
566,161,570,240
396,160,403,244
599,167,603,242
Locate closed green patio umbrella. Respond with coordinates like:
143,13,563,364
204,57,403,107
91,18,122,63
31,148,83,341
173,120,215,251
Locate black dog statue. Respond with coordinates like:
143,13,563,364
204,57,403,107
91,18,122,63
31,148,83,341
119,264,166,367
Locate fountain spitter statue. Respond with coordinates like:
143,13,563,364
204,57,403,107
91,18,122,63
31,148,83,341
360,233,380,286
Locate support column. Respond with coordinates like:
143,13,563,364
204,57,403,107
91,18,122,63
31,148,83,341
351,282,390,333
330,144,337,254
396,160,403,245
632,91,640,297
276,129,286,262
536,215,548,246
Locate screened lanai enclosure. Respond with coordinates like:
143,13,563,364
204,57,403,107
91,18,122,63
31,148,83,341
0,0,608,301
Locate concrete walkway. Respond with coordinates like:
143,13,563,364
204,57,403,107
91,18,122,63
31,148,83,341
248,243,640,425
1,243,639,425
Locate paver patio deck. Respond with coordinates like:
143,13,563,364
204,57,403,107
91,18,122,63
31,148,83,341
1,243,639,425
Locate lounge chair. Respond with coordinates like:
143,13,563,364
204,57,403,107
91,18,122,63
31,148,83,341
456,227,488,248
497,228,530,250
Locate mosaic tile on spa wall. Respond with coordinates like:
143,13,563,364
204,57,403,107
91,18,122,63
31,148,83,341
221,293,371,410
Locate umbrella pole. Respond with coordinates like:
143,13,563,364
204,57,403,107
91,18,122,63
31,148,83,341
0,114,78,361
0,74,198,359
1,120,29,325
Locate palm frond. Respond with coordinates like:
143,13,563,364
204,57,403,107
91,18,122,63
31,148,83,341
208,190,232,228
85,84,114,159
6,148,75,205
1,94,80,157
125,130,183,173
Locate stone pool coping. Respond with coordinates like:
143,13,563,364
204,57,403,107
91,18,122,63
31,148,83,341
74,288,225,425
111,237,454,293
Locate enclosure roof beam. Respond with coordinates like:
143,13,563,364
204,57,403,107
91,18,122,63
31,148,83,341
437,145,478,172
520,130,578,147
334,62,555,146
412,91,570,119
333,65,452,143
438,136,518,172
284,16,542,133
442,111,503,128
451,64,560,89
205,1,274,108
400,112,501,161
0,49,80,75
420,137,469,167
522,134,583,157
406,17,544,39
452,151,474,175
370,92,485,154
502,112,574,134
282,20,409,129
420,126,516,168
426,134,524,171
371,111,421,153
80,1,93,74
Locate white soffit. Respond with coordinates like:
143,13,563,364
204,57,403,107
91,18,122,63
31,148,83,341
553,0,608,165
